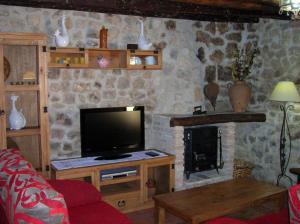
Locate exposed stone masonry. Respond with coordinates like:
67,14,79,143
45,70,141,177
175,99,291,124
1,5,300,186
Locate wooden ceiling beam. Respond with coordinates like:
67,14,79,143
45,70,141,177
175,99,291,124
0,0,289,22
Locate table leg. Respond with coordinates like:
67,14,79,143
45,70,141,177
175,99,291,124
155,202,166,224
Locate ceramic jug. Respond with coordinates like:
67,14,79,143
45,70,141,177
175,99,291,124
9,95,26,130
137,19,152,50
54,14,70,47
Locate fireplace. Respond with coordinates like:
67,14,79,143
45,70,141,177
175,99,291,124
150,114,235,190
184,126,223,179
150,113,265,190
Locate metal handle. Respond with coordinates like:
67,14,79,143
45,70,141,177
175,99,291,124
117,200,126,207
0,110,5,116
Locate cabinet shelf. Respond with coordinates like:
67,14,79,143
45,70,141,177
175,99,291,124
101,181,140,196
5,85,39,92
100,175,141,186
6,127,40,137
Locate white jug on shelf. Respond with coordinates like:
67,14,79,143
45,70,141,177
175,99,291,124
9,95,26,130
137,19,152,50
54,14,70,47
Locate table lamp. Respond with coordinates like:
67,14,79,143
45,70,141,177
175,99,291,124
270,81,300,186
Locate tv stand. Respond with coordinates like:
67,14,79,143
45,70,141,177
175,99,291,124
51,151,175,213
95,154,132,160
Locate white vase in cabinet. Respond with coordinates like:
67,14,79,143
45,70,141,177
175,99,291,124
9,95,26,130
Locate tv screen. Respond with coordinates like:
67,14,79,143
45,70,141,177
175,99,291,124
80,106,145,158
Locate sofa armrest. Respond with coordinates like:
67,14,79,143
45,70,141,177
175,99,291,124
48,179,102,208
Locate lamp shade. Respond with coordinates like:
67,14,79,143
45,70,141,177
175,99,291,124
269,81,300,102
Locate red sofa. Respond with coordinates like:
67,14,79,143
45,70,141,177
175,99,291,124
49,179,132,224
0,148,132,224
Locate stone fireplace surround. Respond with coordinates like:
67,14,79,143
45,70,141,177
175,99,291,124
150,113,266,190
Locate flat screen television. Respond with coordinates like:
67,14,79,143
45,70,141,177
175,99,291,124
80,106,145,159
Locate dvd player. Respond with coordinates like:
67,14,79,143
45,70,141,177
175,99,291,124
100,167,137,180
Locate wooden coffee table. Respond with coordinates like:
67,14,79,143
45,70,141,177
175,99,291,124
153,178,287,224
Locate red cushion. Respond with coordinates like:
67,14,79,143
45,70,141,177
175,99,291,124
0,150,69,224
205,217,248,224
0,204,8,224
289,184,300,223
68,201,132,224
248,208,289,224
48,179,102,208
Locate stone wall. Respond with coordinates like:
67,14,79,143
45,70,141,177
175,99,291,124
234,20,300,186
1,5,300,186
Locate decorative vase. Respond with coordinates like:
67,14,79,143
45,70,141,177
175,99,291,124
9,95,26,130
99,26,108,48
137,19,152,50
54,14,70,47
204,82,219,111
228,80,251,112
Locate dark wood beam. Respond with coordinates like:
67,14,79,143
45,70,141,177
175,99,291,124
170,112,266,127
0,0,289,22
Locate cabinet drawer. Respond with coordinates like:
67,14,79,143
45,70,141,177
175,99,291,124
103,192,141,212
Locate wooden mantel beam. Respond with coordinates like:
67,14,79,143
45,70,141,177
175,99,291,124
170,112,266,127
0,0,289,22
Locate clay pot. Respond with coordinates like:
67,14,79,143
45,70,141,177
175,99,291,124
204,82,219,111
228,81,251,112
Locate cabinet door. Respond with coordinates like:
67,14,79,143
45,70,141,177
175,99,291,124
0,45,6,148
0,39,49,174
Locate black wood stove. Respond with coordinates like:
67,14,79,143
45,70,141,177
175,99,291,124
184,126,223,179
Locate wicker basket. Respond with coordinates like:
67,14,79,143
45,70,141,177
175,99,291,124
233,159,254,179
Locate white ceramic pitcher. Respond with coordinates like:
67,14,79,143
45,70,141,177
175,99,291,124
9,95,26,130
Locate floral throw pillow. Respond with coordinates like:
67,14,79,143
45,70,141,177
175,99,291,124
0,148,70,224
289,184,300,224
0,148,32,194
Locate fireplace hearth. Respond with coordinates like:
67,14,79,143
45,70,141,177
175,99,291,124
184,126,223,179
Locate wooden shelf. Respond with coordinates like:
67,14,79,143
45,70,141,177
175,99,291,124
6,127,40,137
48,47,162,70
48,63,88,68
100,175,141,186
101,181,140,196
5,85,39,92
170,112,266,127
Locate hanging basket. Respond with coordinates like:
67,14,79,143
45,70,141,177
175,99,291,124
233,159,254,179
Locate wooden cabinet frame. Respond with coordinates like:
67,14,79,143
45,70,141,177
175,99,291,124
0,32,50,176
51,154,175,213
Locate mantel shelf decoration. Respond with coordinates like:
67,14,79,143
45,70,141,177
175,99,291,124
228,45,259,112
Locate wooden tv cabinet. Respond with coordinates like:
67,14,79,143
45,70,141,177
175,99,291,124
50,153,175,213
